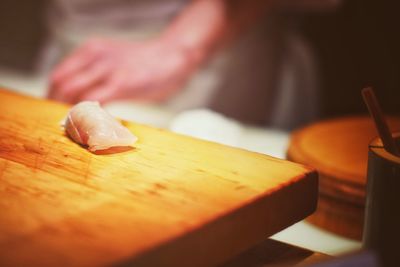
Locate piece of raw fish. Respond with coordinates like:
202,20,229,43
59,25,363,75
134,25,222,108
65,101,137,151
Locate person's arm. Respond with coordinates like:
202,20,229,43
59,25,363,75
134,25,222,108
48,0,274,103
48,0,338,104
160,0,274,66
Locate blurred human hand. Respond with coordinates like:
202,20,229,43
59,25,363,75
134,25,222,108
48,38,198,104
47,0,237,104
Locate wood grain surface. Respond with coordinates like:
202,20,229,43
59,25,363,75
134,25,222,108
0,88,318,267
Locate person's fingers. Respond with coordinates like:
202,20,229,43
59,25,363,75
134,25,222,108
77,78,121,104
112,66,186,102
49,40,108,96
76,71,183,103
51,49,94,84
79,71,161,103
48,56,99,101
52,62,111,103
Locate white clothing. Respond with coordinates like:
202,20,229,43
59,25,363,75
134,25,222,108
43,0,318,129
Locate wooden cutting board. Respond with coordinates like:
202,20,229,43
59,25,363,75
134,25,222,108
0,88,318,267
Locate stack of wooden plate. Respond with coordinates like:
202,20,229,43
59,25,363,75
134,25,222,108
287,116,400,240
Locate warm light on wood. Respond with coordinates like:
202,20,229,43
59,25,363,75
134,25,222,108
0,88,317,267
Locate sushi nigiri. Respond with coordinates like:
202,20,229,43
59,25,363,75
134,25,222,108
64,101,137,151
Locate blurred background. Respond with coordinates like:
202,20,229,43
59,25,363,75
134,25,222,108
0,0,399,123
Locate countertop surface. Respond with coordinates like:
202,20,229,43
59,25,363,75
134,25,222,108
0,68,362,256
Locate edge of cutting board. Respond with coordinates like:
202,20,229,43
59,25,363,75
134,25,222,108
0,88,319,267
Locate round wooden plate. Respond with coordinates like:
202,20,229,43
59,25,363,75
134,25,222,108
287,116,400,240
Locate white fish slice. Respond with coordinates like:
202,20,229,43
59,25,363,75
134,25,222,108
64,101,138,151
